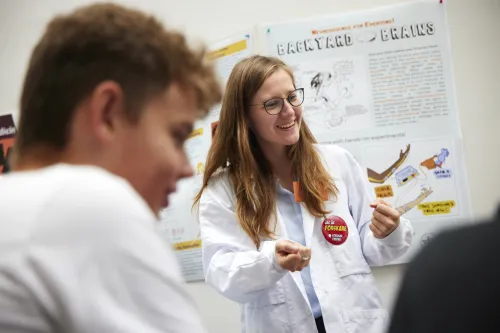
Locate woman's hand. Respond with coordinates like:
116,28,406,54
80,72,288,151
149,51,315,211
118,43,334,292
275,239,311,272
369,199,401,239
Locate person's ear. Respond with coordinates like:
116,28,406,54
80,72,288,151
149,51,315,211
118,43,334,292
88,81,127,144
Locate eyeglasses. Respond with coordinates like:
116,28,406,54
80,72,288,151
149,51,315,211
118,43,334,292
249,88,304,115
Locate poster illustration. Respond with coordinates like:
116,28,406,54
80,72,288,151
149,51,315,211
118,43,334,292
159,34,253,281
261,1,473,262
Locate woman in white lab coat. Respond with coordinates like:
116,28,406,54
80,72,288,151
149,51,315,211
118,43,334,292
194,55,413,333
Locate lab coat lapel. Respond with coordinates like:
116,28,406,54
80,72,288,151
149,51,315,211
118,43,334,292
300,203,316,248
275,207,312,312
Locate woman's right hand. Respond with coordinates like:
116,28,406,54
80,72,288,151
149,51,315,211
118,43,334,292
275,239,311,272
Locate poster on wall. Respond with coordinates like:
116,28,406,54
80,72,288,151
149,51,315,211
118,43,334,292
159,33,254,281
259,0,473,263
0,114,16,175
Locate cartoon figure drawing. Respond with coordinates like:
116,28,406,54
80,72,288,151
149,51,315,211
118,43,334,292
307,71,343,128
435,148,450,167
310,72,332,101
297,60,357,129
421,148,450,170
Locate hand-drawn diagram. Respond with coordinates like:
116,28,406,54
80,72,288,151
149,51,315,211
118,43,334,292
367,144,410,183
364,140,457,218
396,185,433,214
420,148,449,170
395,165,419,187
292,56,372,133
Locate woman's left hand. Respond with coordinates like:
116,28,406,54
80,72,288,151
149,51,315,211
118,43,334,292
369,199,401,239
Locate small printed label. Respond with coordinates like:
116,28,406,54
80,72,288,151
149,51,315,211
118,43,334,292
207,40,247,60
174,239,202,251
434,168,452,179
187,128,204,139
418,200,456,215
375,185,394,198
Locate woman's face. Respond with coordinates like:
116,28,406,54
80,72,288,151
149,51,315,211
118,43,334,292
248,69,303,149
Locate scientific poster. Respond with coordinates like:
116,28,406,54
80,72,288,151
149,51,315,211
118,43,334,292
159,34,254,281
260,1,472,263
0,114,16,174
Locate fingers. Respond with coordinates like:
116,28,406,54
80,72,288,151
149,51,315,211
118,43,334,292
298,246,311,261
373,202,401,220
369,200,401,239
371,207,400,239
370,198,390,209
295,247,311,271
276,241,311,272
292,246,311,271
372,210,395,233
369,198,387,209
285,253,310,272
298,254,311,271
276,239,300,254
369,223,384,239
296,260,309,271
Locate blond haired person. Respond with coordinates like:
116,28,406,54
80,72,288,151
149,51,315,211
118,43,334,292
195,55,413,333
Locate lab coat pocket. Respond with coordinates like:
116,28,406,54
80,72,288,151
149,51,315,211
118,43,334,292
248,280,286,307
246,281,288,331
334,249,371,278
341,309,388,333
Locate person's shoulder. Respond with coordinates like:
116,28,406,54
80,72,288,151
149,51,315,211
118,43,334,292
313,143,360,178
205,167,233,194
32,165,157,243
407,214,500,284
200,167,236,209
313,143,350,158
313,143,358,165
207,167,229,183
57,164,151,212
448,219,498,252
394,213,500,329
417,217,500,263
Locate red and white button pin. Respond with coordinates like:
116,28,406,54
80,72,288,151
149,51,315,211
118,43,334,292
322,215,349,245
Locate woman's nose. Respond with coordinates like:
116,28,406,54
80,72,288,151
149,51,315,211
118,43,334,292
280,100,295,116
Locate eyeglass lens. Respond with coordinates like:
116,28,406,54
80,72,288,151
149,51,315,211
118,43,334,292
264,88,304,114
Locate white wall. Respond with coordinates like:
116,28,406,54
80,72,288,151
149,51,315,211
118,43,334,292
1,0,499,332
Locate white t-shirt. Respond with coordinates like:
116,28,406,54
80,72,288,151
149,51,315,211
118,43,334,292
0,164,207,333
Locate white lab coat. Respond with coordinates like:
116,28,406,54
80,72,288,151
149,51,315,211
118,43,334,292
198,144,413,333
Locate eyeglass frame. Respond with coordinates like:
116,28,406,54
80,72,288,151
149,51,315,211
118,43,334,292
248,88,305,115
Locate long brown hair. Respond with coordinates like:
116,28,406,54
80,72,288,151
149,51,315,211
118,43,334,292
194,55,337,248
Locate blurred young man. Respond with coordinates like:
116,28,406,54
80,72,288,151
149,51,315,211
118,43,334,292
0,3,221,332
388,208,500,333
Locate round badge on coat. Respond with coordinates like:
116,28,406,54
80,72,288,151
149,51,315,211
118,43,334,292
322,215,349,245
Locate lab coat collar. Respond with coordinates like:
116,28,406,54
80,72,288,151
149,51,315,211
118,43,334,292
301,204,316,249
